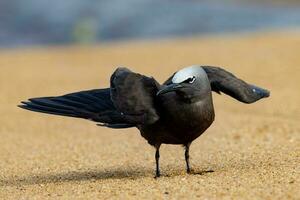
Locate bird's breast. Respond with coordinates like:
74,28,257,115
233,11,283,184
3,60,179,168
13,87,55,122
154,93,215,143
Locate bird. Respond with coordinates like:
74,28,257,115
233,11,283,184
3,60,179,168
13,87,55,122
19,65,270,177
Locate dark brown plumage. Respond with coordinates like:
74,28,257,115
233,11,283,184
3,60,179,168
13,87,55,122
19,65,270,177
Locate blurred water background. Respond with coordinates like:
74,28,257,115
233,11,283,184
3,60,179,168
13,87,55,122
1,0,300,47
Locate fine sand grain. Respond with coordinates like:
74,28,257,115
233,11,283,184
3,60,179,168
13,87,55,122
0,31,299,199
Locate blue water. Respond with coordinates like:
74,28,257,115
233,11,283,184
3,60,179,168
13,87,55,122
1,0,300,47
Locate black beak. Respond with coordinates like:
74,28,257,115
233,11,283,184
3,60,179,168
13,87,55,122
157,83,183,96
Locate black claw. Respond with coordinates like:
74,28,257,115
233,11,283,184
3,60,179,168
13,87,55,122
155,172,161,178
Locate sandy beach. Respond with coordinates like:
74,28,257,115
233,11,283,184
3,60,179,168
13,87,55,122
0,31,299,199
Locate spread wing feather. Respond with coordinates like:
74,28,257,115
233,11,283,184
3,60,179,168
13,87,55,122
110,67,160,125
164,66,270,103
19,68,161,128
19,89,134,128
202,66,270,103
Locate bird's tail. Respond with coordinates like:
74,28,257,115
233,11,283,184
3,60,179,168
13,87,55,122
19,88,134,129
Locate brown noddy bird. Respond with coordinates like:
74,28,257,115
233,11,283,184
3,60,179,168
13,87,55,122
19,65,270,177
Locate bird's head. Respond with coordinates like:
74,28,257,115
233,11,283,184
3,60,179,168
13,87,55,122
157,65,211,100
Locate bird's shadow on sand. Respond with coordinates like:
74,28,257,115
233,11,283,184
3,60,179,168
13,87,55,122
0,167,215,187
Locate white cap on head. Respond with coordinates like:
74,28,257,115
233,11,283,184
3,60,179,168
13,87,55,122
172,65,206,84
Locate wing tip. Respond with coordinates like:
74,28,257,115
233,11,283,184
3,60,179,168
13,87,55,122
18,104,26,109
241,86,270,104
251,85,270,98
18,101,30,109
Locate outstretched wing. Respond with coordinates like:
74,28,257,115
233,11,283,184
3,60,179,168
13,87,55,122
202,66,270,103
19,68,161,128
19,89,133,128
164,66,270,104
110,67,160,125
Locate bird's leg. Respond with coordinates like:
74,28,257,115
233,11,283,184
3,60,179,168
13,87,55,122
185,143,191,174
155,144,161,178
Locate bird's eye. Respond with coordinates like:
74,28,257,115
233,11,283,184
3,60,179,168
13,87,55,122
184,76,196,84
